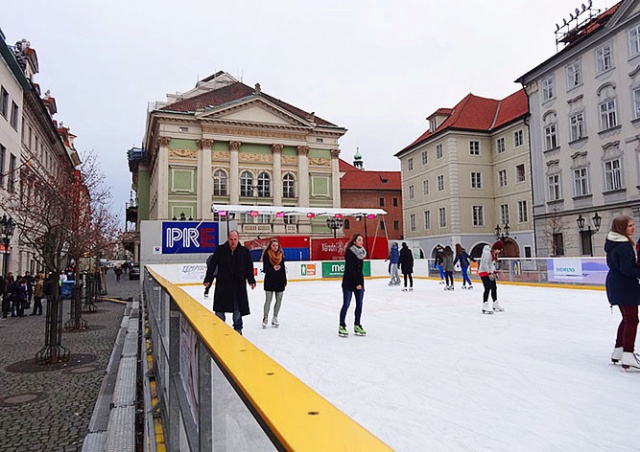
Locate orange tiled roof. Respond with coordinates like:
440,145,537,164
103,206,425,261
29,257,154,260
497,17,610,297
161,81,336,127
560,2,621,47
339,159,401,190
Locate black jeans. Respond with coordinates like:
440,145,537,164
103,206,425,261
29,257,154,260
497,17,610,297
481,275,497,302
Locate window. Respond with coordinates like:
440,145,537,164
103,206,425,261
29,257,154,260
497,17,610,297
422,179,429,195
472,206,484,226
516,164,526,182
518,200,528,222
548,174,561,201
604,159,623,191
8,154,15,193
393,197,398,207
240,171,253,196
542,77,555,101
437,175,444,191
552,233,565,256
634,88,640,119
596,44,613,74
498,169,507,187
573,167,590,196
212,169,228,196
283,173,295,198
257,172,271,197
10,102,18,130
0,87,7,118
393,220,399,230
544,122,558,150
566,61,582,89
569,112,585,141
408,185,415,199
469,141,480,155
380,221,386,231
379,197,385,207
436,144,443,159
514,130,523,147
524,246,532,258
580,230,593,256
629,25,640,58
496,137,505,154
424,211,431,230
421,150,428,165
410,214,416,231
599,99,618,130
0,144,5,188
438,207,446,228
408,158,413,171
471,172,482,189
500,204,509,225
344,219,350,230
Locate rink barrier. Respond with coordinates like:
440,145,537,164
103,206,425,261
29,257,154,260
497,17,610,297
142,265,392,452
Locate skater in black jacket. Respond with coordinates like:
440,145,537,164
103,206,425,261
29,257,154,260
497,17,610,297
398,242,414,291
339,234,367,337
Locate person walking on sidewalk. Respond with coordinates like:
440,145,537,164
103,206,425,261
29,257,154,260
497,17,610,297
261,238,287,328
31,271,44,315
203,230,256,335
339,233,367,337
454,243,475,289
442,245,455,290
386,242,401,286
478,241,504,314
605,215,640,369
398,242,414,292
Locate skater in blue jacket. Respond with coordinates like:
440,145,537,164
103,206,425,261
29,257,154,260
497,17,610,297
386,242,401,286
454,243,475,289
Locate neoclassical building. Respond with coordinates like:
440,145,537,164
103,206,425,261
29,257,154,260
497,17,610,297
131,72,346,239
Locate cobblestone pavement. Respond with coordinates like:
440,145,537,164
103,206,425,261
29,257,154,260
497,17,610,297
0,270,141,451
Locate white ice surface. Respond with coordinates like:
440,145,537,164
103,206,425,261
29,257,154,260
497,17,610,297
182,278,639,452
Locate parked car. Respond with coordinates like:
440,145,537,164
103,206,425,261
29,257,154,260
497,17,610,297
129,265,140,280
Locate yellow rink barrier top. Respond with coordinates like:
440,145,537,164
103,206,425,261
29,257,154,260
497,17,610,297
146,267,392,452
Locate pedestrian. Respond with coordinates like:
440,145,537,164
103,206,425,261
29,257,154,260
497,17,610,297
454,243,476,289
398,242,414,292
386,242,401,286
114,266,123,282
31,271,44,315
261,238,287,328
442,245,455,290
435,245,445,284
339,233,367,337
203,230,256,335
478,241,504,314
605,215,640,369
7,274,18,317
24,270,34,308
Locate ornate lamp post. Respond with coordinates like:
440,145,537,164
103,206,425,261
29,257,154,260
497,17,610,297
577,212,601,256
326,216,343,239
494,223,510,242
0,214,15,279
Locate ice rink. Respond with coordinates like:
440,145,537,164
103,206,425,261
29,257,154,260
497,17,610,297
182,277,639,452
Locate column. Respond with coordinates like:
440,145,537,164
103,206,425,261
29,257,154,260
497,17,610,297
272,144,284,233
197,139,213,220
229,141,241,205
330,149,341,208
157,136,171,219
297,145,310,207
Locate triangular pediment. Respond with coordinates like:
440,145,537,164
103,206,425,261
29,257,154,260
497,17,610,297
606,0,640,30
197,98,310,127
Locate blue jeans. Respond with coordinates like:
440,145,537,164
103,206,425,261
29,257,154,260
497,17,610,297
340,288,364,327
215,295,243,333
461,265,472,286
437,264,445,280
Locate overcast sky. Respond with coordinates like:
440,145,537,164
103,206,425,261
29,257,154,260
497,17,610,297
1,0,616,221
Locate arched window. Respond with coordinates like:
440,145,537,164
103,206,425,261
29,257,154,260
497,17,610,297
257,172,271,197
213,169,228,196
343,219,351,230
283,173,296,198
240,171,253,197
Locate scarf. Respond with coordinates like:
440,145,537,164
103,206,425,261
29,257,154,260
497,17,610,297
267,248,283,266
350,245,367,260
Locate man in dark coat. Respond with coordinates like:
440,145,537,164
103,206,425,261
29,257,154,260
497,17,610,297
203,230,256,334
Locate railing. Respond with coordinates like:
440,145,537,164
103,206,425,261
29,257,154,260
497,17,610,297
142,266,392,451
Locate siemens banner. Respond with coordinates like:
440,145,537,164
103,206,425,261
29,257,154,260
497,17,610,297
162,222,219,254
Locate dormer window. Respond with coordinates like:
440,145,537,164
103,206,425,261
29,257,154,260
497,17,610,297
430,118,437,132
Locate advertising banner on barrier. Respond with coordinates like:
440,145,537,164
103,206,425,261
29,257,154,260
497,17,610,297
547,257,607,284
162,221,219,254
322,261,372,278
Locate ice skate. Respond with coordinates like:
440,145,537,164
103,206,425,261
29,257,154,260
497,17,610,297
482,301,494,315
611,347,623,364
402,288,408,292
461,285,467,290
492,301,504,312
621,352,640,370
272,316,279,328
354,325,367,336
338,325,349,337
262,316,268,329
409,287,413,291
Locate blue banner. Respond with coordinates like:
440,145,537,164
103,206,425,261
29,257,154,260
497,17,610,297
162,222,219,254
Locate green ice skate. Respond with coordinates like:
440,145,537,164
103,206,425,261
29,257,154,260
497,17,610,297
354,325,367,336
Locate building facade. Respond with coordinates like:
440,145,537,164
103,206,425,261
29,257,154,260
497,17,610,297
517,1,640,257
395,90,533,259
131,72,347,242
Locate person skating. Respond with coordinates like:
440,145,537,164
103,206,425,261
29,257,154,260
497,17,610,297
398,242,414,292
605,215,640,369
442,245,455,290
435,245,445,284
261,238,287,328
339,234,367,337
478,241,504,314
454,243,476,289
386,242,401,286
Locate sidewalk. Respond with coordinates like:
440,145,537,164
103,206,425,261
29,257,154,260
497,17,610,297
0,271,140,452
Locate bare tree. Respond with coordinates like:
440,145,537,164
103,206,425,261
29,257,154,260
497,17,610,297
541,207,573,257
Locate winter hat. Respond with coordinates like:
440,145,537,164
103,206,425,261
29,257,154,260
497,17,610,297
491,240,504,251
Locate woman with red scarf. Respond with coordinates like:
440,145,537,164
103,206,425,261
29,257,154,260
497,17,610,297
262,238,287,328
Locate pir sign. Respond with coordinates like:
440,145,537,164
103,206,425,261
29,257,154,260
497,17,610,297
162,221,219,254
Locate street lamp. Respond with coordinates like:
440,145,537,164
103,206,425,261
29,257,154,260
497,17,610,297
326,216,343,239
0,214,15,279
577,212,601,256
495,223,510,242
